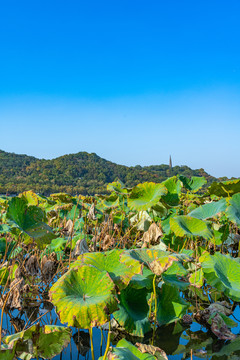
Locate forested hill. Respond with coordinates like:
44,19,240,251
0,149,222,195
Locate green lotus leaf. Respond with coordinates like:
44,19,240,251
50,265,118,328
128,182,167,211
188,199,227,220
189,268,204,288
98,193,119,208
162,176,182,206
130,266,154,290
170,215,213,240
0,224,10,234
6,197,56,246
156,284,189,326
99,339,157,360
162,261,190,290
151,203,168,218
200,252,240,301
72,249,142,290
3,324,71,359
43,237,67,260
179,175,207,192
0,344,16,360
211,337,240,357
206,179,240,197
107,181,129,194
226,193,240,225
113,285,151,337
122,249,178,276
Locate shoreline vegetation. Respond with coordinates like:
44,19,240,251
0,149,233,196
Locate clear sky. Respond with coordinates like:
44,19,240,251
0,0,240,178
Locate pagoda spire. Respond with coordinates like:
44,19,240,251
169,155,172,169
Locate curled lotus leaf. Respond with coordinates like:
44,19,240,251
156,284,189,326
72,249,142,290
178,176,207,192
162,176,182,206
128,182,167,211
3,324,71,359
6,197,56,246
97,193,119,208
113,285,151,337
170,215,213,240
122,249,178,276
50,265,118,328
225,193,240,226
200,252,240,301
107,181,129,194
206,179,240,197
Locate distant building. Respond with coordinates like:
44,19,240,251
169,155,172,169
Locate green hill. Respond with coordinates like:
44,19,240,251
0,149,220,195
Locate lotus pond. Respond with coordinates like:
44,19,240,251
0,176,240,359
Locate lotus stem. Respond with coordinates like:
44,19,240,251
89,327,95,360
102,321,111,360
151,274,158,345
153,275,157,327
100,327,103,356
149,292,153,319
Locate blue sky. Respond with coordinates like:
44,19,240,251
0,0,240,178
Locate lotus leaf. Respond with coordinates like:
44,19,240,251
113,285,151,337
156,284,189,326
206,179,240,197
7,197,55,246
188,199,227,220
19,190,39,206
178,175,207,192
162,176,182,206
162,261,190,290
3,324,71,359
50,265,118,328
211,337,240,357
151,203,168,218
130,266,154,290
226,193,240,225
0,224,11,234
130,211,152,232
72,249,142,290
189,268,204,288
43,237,67,259
100,338,158,360
0,344,16,360
200,252,240,301
50,193,74,203
98,193,119,208
107,180,129,194
128,182,167,211
123,249,178,276
170,215,213,240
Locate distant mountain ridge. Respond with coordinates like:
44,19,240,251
0,149,222,195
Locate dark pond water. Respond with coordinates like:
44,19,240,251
2,303,240,360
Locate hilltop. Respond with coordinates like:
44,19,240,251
0,150,221,195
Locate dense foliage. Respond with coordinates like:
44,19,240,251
0,149,221,195
0,176,240,359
